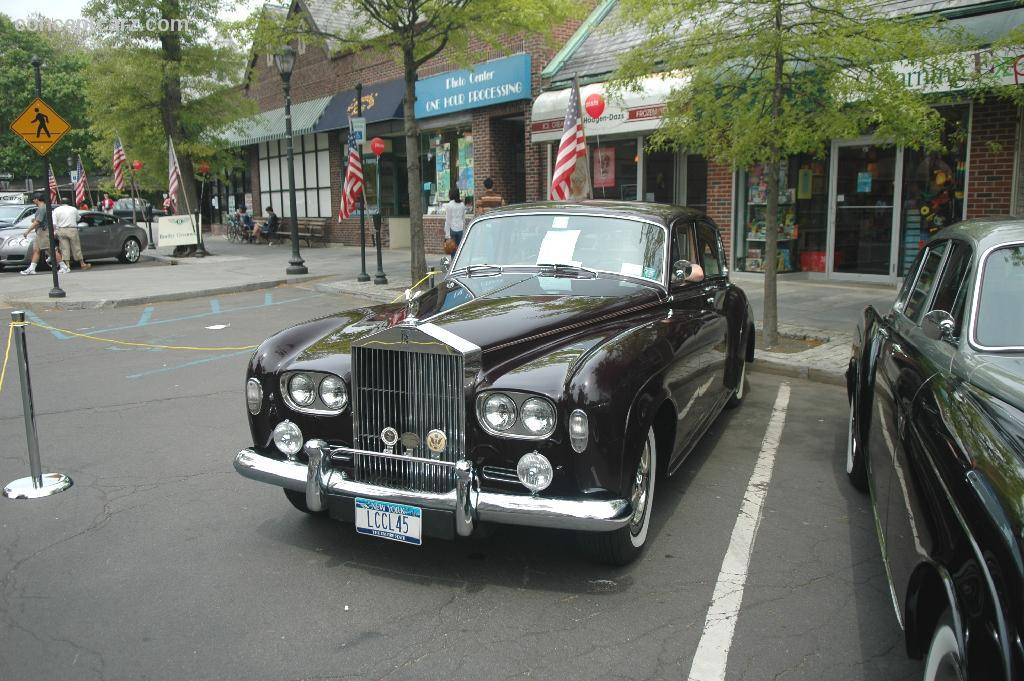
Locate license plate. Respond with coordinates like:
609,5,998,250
354,497,422,546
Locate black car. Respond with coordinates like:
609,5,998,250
847,218,1023,681
111,198,163,222
234,201,755,564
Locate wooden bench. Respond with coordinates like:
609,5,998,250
263,222,327,248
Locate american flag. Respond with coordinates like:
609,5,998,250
338,130,363,221
549,78,591,201
167,136,182,213
112,137,127,191
75,155,87,206
47,164,59,203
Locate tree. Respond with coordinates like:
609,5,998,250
83,0,253,209
248,0,579,282
0,14,94,185
614,0,979,347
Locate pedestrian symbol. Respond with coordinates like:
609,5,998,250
9,98,71,156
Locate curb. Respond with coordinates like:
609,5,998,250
2,275,335,311
749,358,846,387
314,281,410,304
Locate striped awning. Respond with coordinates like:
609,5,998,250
221,95,333,147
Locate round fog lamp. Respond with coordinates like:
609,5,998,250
482,393,517,432
246,378,263,415
319,375,349,411
273,420,303,459
517,452,553,493
569,409,589,453
288,373,316,406
521,398,556,436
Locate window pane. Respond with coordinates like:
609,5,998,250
644,147,674,203
976,245,1024,347
316,132,328,150
696,222,723,276
930,240,973,337
319,189,331,217
278,193,290,218
304,152,318,190
295,191,307,218
904,242,948,322
686,155,708,212
260,192,270,213
589,139,638,200
317,150,330,190
268,157,280,192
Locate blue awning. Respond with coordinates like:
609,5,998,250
314,78,406,132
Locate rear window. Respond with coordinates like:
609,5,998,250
974,244,1024,348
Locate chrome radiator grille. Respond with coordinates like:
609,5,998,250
351,346,464,493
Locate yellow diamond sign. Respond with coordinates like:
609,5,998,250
10,98,71,156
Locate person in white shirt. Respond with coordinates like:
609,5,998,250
444,187,466,248
52,197,91,270
20,193,70,275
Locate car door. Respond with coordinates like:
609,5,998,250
77,213,111,256
662,219,715,465
868,240,947,623
693,220,731,409
885,239,973,611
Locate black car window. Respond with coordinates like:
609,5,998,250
903,241,948,322
929,240,973,338
894,250,926,313
695,221,723,276
975,244,1024,348
670,220,693,266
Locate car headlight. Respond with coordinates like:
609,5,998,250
246,378,263,415
272,420,303,458
482,393,517,431
521,397,556,437
288,373,316,406
517,452,553,493
319,375,349,411
569,409,589,453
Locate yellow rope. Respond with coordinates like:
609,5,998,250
0,321,15,397
390,272,436,304
22,321,258,352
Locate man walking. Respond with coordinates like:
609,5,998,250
53,196,91,270
20,192,69,275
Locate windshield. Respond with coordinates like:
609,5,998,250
114,198,144,209
975,244,1024,348
0,205,26,221
453,214,666,283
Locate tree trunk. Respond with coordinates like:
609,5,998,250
403,49,427,283
763,0,784,349
158,0,198,218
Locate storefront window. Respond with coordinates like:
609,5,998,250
737,153,830,273
899,104,970,276
589,139,638,200
685,155,707,213
644,147,674,203
258,133,331,218
422,129,474,214
361,136,408,216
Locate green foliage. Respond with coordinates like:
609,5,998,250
0,13,95,181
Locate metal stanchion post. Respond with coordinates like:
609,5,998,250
3,311,73,499
373,213,388,284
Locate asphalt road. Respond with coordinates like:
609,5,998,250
0,287,920,681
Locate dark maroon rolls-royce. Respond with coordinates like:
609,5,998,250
234,201,754,564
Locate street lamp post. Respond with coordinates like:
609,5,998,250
275,45,307,275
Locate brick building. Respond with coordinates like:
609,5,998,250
224,0,586,253
531,0,1024,284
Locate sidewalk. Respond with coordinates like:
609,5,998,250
0,238,898,385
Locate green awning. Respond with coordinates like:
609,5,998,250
221,95,332,147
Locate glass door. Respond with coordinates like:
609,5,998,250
827,140,902,282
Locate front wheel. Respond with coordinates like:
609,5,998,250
923,610,964,681
847,396,868,492
726,356,747,409
119,237,141,263
578,426,656,565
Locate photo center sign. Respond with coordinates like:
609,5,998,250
415,54,532,119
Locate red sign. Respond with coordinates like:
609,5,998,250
585,93,606,119
627,105,666,121
370,137,386,156
593,147,615,188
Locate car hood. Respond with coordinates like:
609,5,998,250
297,272,663,362
968,354,1024,414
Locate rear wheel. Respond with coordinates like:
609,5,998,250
283,488,323,514
578,426,656,565
847,396,868,492
726,356,747,409
923,610,964,681
119,237,141,263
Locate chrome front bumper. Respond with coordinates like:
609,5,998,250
233,442,632,536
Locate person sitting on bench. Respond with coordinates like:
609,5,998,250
252,206,279,243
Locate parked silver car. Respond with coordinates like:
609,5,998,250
0,211,148,271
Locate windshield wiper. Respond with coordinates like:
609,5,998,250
452,263,503,277
536,262,598,278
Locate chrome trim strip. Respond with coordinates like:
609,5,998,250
234,448,306,492
968,240,1024,352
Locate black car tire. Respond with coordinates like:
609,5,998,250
578,426,656,565
847,395,868,492
726,356,747,409
283,488,324,514
923,609,964,681
119,237,142,263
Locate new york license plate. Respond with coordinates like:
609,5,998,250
354,497,422,545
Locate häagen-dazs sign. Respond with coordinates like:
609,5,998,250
416,54,531,119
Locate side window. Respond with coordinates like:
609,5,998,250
903,241,948,322
670,220,692,266
695,221,723,277
929,240,973,338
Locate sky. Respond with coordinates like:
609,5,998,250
0,0,262,24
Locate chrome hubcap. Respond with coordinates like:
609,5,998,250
126,240,139,261
629,442,651,534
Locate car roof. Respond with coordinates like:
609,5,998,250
476,200,707,227
932,217,1024,253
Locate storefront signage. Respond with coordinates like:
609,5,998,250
894,48,1024,93
157,215,198,247
593,147,615,188
416,53,532,119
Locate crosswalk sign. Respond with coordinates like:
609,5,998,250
10,98,71,156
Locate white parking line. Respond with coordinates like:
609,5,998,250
688,383,791,681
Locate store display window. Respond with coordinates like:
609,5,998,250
737,152,830,273
588,139,638,200
421,129,474,214
361,136,408,217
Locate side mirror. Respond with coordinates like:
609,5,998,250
922,309,956,341
440,255,452,272
671,259,693,284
